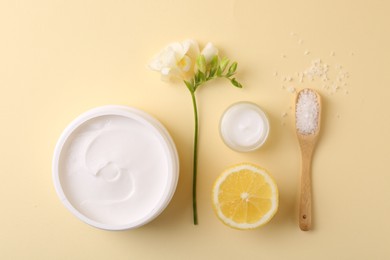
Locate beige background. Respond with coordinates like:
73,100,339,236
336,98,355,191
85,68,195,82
1,0,389,259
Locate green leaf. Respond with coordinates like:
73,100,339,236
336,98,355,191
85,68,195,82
210,55,219,69
230,78,243,88
194,73,199,84
219,57,230,73
196,55,206,74
184,80,194,92
198,71,205,82
209,55,219,78
227,62,238,76
216,66,222,77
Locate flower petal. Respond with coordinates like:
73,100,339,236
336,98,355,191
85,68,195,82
167,42,185,60
178,55,192,72
161,67,171,76
149,48,177,71
149,40,200,81
201,42,219,64
182,39,200,59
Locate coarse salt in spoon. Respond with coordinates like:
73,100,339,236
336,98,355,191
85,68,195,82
295,88,321,231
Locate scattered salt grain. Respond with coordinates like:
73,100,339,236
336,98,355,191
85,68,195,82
287,86,296,93
296,89,319,135
276,33,350,97
332,84,340,91
282,112,288,117
304,59,329,80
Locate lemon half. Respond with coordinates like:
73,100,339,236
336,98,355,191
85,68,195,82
212,163,279,229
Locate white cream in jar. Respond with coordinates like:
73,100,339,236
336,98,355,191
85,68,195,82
52,106,179,230
220,102,270,152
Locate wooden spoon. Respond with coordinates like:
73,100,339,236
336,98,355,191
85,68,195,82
295,88,321,231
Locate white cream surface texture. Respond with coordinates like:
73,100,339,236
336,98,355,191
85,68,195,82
53,106,179,230
220,102,269,152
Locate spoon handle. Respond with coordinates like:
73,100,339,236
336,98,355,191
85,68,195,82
299,150,312,231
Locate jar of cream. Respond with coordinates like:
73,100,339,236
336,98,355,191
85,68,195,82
220,102,270,152
52,106,179,230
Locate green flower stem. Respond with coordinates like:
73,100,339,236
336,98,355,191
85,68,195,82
189,89,199,225
183,55,242,225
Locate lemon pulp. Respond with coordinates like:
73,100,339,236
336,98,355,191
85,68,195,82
212,163,278,229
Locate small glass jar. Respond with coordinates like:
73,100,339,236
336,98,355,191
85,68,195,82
220,102,270,152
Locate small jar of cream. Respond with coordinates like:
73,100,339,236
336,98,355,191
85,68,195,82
220,102,270,152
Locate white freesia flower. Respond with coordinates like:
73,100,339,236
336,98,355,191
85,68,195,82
149,40,243,225
201,42,219,64
149,39,199,80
